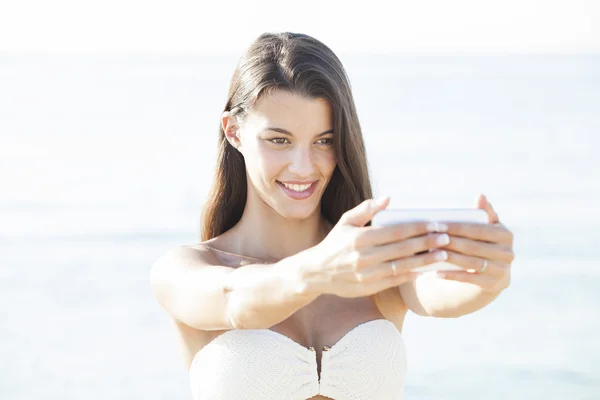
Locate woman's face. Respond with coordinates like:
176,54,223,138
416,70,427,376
225,90,337,220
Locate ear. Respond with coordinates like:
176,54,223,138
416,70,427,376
221,111,242,150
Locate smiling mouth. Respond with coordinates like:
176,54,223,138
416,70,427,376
278,181,315,192
276,181,318,199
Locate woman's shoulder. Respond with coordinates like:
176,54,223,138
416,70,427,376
152,243,220,275
188,237,263,268
187,239,219,257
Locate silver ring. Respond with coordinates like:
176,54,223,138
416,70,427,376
391,260,398,275
480,259,489,273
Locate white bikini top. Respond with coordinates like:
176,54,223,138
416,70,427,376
189,318,407,400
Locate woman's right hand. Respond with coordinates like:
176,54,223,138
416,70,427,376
304,196,449,298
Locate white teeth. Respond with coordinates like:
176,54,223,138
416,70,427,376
281,182,312,192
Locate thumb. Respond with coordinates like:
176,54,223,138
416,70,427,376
340,196,390,227
476,193,500,224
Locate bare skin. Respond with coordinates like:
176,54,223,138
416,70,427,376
173,242,409,400
151,90,515,399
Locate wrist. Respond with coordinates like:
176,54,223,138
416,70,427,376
276,247,324,299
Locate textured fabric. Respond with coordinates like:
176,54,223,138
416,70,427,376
189,319,406,400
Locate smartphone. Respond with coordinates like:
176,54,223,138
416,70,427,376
371,208,489,273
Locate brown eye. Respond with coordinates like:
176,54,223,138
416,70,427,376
268,138,289,145
317,138,334,145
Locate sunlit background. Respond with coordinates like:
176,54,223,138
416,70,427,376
1,1,599,399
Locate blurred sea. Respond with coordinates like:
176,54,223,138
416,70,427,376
0,53,599,399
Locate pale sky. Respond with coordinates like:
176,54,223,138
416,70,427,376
0,0,598,54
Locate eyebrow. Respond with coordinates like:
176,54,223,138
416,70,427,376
264,127,334,137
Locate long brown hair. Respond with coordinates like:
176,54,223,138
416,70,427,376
200,32,373,241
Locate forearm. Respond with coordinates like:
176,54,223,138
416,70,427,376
412,276,504,318
438,283,502,318
224,248,321,329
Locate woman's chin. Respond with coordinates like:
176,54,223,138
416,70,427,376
276,203,320,221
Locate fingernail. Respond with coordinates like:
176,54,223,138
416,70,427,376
436,234,450,245
434,250,448,261
428,222,448,232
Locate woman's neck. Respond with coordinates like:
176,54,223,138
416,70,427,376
221,201,331,262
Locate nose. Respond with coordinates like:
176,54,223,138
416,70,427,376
287,146,316,177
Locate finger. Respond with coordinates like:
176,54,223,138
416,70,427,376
444,251,503,275
477,193,500,224
356,250,448,282
442,237,514,263
362,233,449,265
340,196,390,227
358,220,446,247
443,222,513,245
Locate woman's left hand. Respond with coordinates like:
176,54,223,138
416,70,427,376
435,194,515,293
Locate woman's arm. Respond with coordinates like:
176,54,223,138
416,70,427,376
150,245,320,331
399,277,505,318
150,197,475,330
398,194,514,318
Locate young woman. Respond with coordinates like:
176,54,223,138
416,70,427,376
150,32,515,400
